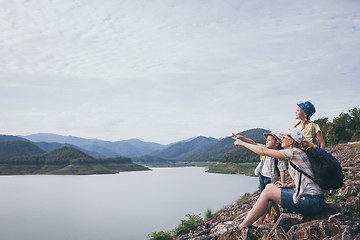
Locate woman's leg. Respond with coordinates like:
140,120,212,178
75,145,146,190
253,201,271,226
239,184,282,229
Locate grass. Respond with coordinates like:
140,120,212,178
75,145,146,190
206,162,258,176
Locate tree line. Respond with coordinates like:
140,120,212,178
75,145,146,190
314,107,360,146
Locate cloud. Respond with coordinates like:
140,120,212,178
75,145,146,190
0,0,359,143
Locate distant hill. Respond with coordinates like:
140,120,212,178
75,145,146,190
151,136,219,161
22,133,167,157
0,146,149,175
0,135,28,142
219,143,265,163
181,128,269,162
0,141,46,161
133,155,176,165
33,142,106,158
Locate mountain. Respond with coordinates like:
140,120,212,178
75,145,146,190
133,155,175,165
32,142,106,158
151,136,219,161
0,135,28,142
0,140,46,161
0,146,149,175
181,128,269,162
21,133,167,157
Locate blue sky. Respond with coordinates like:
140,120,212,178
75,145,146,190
0,0,359,144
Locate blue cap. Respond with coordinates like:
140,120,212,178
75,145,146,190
297,101,316,120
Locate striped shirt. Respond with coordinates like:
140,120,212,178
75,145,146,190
280,148,323,204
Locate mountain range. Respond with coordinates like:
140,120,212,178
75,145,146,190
0,128,269,173
22,133,167,158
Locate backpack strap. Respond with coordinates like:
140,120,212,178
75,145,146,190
289,161,315,182
274,158,280,177
311,122,317,144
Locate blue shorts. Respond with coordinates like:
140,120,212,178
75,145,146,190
259,173,271,193
281,188,324,216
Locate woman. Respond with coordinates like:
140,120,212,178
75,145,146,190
295,101,325,149
230,128,324,230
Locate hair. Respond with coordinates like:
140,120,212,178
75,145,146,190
294,120,310,131
286,135,317,151
298,141,318,151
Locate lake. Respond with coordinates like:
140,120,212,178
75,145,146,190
0,167,258,240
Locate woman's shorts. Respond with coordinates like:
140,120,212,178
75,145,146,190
259,173,271,193
281,188,324,216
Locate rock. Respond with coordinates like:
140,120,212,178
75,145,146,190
333,225,355,240
337,186,351,197
287,220,330,240
208,221,233,238
270,213,304,233
218,228,257,240
328,212,345,224
303,203,344,222
255,223,274,238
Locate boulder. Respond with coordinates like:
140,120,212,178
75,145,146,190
218,228,257,240
328,212,345,224
287,220,336,240
270,213,304,233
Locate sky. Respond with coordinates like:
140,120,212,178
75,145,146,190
0,0,359,144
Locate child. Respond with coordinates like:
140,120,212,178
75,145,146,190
295,101,325,149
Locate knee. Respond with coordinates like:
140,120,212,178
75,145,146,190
262,184,280,197
263,183,277,192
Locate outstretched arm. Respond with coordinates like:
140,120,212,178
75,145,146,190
232,133,257,145
233,138,287,159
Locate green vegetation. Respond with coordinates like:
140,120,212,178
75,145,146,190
236,192,251,205
219,145,264,163
0,141,45,161
207,162,258,175
148,213,204,240
147,231,173,240
205,208,213,220
314,107,360,146
173,213,203,236
0,146,149,175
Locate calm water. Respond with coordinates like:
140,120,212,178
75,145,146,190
0,167,258,240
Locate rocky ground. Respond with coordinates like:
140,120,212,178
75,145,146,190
176,144,360,240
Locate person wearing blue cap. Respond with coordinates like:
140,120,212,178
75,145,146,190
294,101,325,149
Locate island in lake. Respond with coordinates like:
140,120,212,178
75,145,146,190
0,140,149,175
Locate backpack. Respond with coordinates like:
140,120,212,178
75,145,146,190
289,148,343,190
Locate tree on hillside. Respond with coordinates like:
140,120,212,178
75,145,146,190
313,117,330,143
314,107,360,146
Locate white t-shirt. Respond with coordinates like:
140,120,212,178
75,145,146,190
259,156,272,178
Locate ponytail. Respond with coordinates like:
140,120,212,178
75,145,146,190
298,141,318,151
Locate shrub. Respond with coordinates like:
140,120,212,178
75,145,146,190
173,213,203,236
147,230,173,240
205,208,212,219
